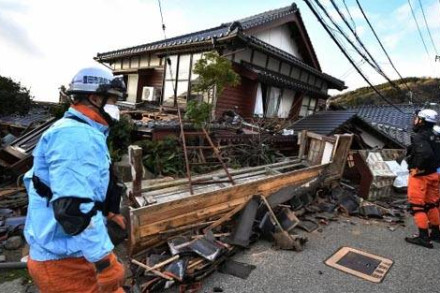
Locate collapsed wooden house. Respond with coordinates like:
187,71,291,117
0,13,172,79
126,131,353,255
290,111,407,200
95,3,345,120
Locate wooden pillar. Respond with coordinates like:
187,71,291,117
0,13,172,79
129,145,143,197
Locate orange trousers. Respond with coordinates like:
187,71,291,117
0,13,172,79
408,173,440,229
27,257,124,293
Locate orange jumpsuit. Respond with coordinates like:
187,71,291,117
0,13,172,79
408,173,440,229
407,127,440,230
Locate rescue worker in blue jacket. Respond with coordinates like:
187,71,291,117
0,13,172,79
24,67,126,293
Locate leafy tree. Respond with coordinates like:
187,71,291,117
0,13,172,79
188,51,240,123
0,75,32,116
192,51,240,101
184,100,213,127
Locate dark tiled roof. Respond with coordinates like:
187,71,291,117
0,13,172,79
353,104,415,130
289,110,405,148
242,62,328,98
96,4,298,60
241,35,345,89
96,3,345,90
350,104,440,146
289,111,357,135
0,107,53,128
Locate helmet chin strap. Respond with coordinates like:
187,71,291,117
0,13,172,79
87,96,115,126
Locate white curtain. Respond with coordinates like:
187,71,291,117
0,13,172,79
254,83,264,117
266,87,280,118
278,89,295,118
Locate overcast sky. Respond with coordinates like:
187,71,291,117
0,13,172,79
0,0,439,102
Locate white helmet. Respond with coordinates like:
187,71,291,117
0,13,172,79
417,109,438,123
67,67,126,99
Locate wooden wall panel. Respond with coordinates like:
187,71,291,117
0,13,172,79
136,69,164,102
215,76,258,119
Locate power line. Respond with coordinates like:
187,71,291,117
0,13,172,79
157,0,167,39
329,0,382,75
417,0,438,54
340,59,365,79
304,0,404,113
343,0,356,33
408,0,431,59
355,0,412,93
157,0,177,105
318,0,404,95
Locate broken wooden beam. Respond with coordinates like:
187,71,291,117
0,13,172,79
131,259,174,280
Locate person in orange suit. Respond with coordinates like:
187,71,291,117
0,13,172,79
405,109,440,248
431,124,440,242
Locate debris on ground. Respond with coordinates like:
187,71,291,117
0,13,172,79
0,105,412,292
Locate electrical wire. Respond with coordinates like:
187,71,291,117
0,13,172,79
408,0,431,58
304,0,404,113
157,0,167,39
157,0,176,105
343,0,356,32
318,0,404,95
340,59,365,79
417,0,438,54
355,0,413,93
330,0,383,77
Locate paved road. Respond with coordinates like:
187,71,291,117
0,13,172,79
196,217,440,293
7,216,440,292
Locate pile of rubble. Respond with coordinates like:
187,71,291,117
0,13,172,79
128,180,407,292
0,187,27,267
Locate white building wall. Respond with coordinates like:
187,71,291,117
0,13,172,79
252,24,302,59
127,74,139,103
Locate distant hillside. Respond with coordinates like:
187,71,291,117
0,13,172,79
330,77,440,107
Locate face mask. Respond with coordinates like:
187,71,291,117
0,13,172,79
103,104,120,121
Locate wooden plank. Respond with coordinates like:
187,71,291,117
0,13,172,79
132,165,323,244
137,196,253,237
141,174,268,208
140,162,304,201
129,145,143,197
203,201,249,233
306,131,324,141
326,134,353,179
131,259,173,280
139,159,300,193
0,188,25,198
129,168,324,253
298,130,307,160
133,163,323,226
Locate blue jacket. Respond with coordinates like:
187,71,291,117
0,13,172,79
24,108,114,263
